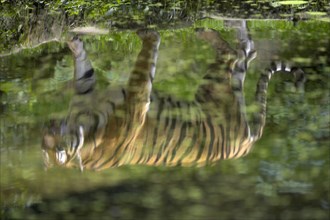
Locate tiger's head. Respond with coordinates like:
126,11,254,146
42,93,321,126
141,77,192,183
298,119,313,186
41,120,85,171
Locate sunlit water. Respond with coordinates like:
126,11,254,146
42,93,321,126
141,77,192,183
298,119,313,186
1,19,329,220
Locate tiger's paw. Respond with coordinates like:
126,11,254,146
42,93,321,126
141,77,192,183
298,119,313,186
67,36,84,58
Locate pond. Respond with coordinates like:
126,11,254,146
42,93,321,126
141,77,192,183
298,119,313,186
0,1,329,220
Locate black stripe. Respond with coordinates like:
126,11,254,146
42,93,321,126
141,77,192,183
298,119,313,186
77,86,94,94
78,68,94,80
168,122,187,163
225,110,232,159
144,98,165,163
270,62,277,72
178,119,199,164
163,101,181,164
233,102,241,157
121,89,127,100
212,135,220,161
136,117,150,164
155,98,177,164
93,118,130,169
219,124,225,159
167,102,185,163
106,101,116,112
206,115,215,161
94,133,126,169
163,97,173,131
195,121,207,163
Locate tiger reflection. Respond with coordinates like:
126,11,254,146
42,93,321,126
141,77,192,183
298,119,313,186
42,22,305,171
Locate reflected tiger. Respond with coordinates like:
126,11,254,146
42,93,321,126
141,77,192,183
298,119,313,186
41,21,305,171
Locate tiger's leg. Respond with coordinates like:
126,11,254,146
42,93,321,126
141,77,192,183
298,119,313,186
195,21,256,107
127,29,160,124
195,28,236,105
228,20,257,93
127,29,160,103
227,20,257,116
112,29,161,165
193,24,257,160
67,36,96,94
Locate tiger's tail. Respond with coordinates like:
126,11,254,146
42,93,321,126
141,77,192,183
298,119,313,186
252,61,305,140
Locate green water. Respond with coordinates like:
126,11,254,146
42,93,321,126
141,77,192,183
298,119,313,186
0,16,329,220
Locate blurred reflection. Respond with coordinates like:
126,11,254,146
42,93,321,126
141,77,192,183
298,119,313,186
41,21,305,171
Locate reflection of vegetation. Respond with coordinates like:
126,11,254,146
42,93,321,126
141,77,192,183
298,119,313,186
1,0,329,53
4,163,329,219
0,3,329,220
